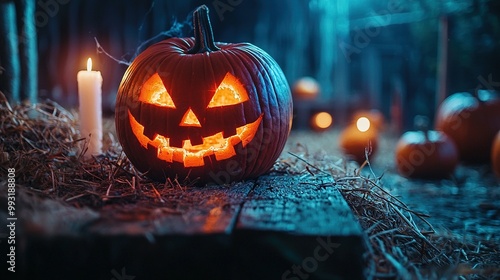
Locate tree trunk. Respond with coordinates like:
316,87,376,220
15,0,37,103
435,15,448,110
315,0,336,99
333,0,350,124
0,1,21,103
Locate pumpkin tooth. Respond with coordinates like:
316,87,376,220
172,148,184,164
214,141,236,161
157,145,173,162
183,153,205,167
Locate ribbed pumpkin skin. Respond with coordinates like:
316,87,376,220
115,37,292,184
435,91,500,163
395,130,458,179
493,131,500,178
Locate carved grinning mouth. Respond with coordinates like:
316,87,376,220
128,110,263,167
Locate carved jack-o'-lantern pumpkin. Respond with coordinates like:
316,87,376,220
115,6,292,184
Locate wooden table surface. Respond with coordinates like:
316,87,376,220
13,174,366,280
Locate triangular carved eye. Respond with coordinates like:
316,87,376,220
208,72,248,108
139,73,176,108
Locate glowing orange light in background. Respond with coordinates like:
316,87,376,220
356,117,370,132
311,112,333,130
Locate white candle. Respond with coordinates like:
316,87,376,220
77,58,103,158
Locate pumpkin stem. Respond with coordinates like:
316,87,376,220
414,115,430,141
473,89,483,103
474,88,494,104
187,5,220,54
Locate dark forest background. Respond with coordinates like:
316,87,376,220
2,0,500,129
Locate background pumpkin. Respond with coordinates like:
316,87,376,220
395,116,459,179
493,130,500,178
351,109,385,130
435,90,500,163
292,76,320,100
115,5,292,184
339,117,378,164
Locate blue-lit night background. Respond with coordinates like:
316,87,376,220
1,1,500,279
24,0,499,130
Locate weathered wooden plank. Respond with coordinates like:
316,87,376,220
19,234,236,280
14,174,365,280
234,175,365,280
87,181,254,235
238,175,361,235
17,181,254,280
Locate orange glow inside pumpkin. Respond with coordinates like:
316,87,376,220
208,72,249,107
130,71,261,167
128,111,263,167
139,73,176,108
180,108,201,127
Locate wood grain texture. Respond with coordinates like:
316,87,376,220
88,181,254,235
234,175,365,280
15,174,365,280
17,181,255,280
240,175,362,235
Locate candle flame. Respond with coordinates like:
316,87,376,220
356,117,370,132
87,58,92,71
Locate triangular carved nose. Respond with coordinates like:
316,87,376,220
180,108,201,127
